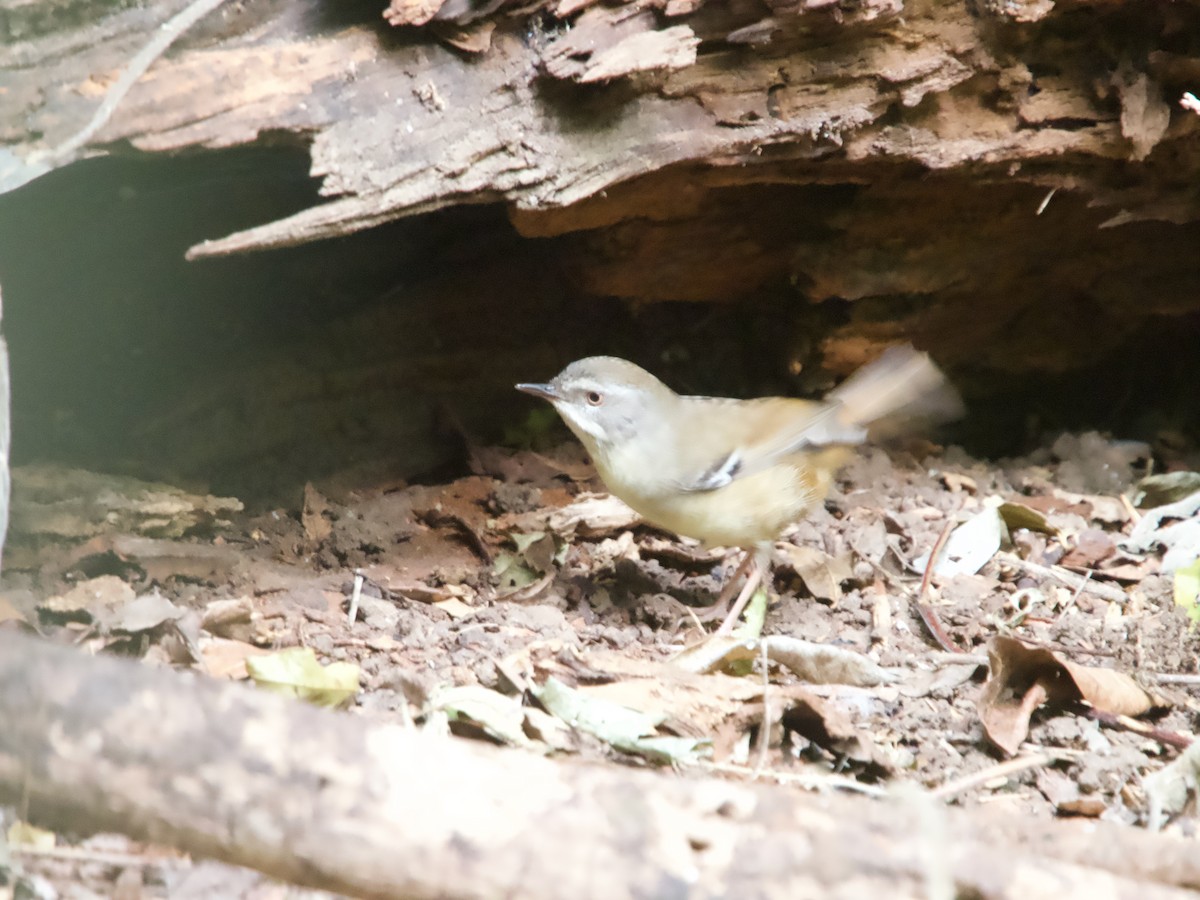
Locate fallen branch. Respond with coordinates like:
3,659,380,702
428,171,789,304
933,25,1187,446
996,553,1129,605
1,632,1199,898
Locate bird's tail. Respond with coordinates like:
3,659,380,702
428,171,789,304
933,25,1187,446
827,344,963,436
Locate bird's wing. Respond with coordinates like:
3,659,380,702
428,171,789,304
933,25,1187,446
673,396,852,493
676,345,959,494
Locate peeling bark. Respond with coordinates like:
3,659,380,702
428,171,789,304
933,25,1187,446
4,0,1200,431
3,0,1198,259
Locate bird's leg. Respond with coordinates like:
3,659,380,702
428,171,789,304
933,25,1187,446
713,546,770,637
686,554,748,624
689,550,757,622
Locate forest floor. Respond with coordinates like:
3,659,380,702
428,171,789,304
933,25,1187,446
3,430,1198,898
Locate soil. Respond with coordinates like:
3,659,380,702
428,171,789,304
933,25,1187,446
3,430,1198,898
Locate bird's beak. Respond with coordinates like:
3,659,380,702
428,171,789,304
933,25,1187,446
516,382,560,402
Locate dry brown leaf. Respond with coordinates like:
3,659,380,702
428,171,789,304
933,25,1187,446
496,492,641,538
940,472,978,494
775,544,851,603
1052,489,1128,525
1058,528,1116,569
1059,658,1162,715
546,493,641,536
1096,559,1158,583
356,564,454,603
979,671,1051,757
570,651,767,731
758,637,898,687
432,21,496,54
101,592,186,634
199,636,271,679
110,536,240,584
0,593,28,626
571,653,886,768
1017,493,1093,521
201,597,254,640
39,575,135,622
383,0,447,27
979,636,1168,756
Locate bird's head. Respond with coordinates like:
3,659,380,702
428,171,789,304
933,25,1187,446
516,356,674,455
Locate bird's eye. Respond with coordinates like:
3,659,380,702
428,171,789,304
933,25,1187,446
586,390,603,406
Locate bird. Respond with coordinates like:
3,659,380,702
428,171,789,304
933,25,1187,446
516,345,960,635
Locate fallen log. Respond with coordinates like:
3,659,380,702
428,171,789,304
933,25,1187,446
0,631,1197,899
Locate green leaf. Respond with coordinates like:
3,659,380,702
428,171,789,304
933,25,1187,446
433,685,534,748
493,551,540,589
731,585,768,641
510,531,546,553
998,502,1056,536
246,647,360,708
1173,558,1200,624
532,677,710,765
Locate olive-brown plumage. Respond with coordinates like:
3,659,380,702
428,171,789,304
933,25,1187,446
517,345,959,632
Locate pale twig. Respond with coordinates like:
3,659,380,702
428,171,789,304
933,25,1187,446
43,0,233,165
1119,492,1142,524
702,761,889,797
347,570,364,625
712,551,762,636
1153,673,1200,685
913,522,964,653
926,652,988,668
9,844,189,868
685,604,704,629
1053,569,1091,623
932,752,1062,800
1084,708,1193,751
995,552,1128,604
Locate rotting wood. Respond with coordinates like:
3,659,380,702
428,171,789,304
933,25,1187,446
2,630,1200,899
2,0,1198,264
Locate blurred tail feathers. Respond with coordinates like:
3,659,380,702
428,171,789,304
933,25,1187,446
828,344,963,438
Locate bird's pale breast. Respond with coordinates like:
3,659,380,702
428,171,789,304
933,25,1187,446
598,447,849,548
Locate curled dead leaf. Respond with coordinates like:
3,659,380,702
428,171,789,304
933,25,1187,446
775,544,851,603
979,636,1169,756
673,634,897,687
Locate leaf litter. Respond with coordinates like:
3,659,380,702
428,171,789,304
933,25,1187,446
6,434,1200,895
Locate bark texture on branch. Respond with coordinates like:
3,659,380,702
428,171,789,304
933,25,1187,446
5,0,1200,390
2,0,1197,260
1,631,1199,899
